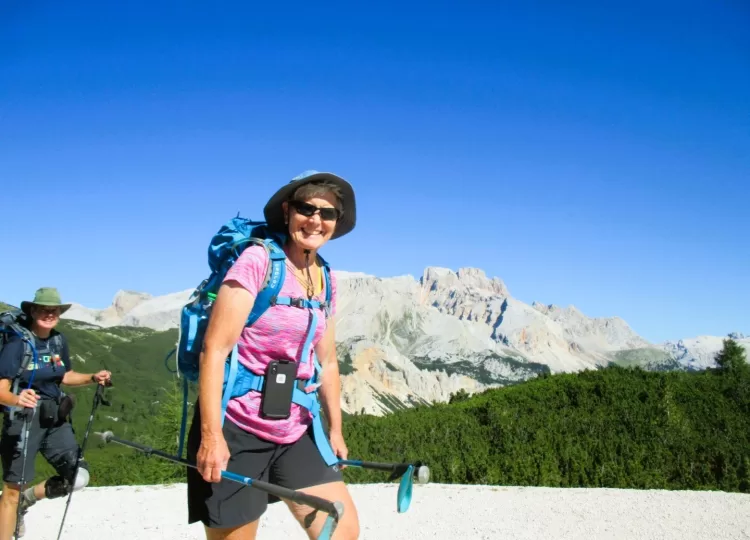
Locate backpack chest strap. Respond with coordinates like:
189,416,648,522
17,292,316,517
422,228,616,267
227,368,321,416
271,295,329,312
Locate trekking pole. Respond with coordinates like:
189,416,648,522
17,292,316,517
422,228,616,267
14,339,39,539
56,382,112,540
95,431,345,540
338,459,430,513
14,411,33,540
338,459,430,482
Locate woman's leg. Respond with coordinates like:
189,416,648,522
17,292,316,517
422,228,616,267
284,481,360,540
186,403,279,539
271,429,360,540
204,521,260,540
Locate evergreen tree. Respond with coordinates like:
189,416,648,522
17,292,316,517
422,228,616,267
715,338,748,374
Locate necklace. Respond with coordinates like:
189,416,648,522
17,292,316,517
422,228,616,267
285,258,322,299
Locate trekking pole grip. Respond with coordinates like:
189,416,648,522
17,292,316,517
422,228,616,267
94,379,112,406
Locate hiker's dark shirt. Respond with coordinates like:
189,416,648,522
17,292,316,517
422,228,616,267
0,332,71,400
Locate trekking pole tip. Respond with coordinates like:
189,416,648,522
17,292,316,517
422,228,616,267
96,430,114,443
416,465,430,484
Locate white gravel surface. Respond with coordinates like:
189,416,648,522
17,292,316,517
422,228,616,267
19,483,750,539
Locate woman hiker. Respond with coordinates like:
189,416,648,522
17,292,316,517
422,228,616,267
188,170,360,539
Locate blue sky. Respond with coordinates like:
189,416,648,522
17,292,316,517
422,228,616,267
1,1,748,343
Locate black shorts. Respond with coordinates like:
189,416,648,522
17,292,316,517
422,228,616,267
0,405,79,484
186,402,343,529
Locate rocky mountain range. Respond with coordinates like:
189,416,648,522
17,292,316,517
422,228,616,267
62,266,749,415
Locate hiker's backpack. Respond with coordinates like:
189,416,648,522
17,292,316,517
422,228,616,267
0,310,39,396
0,310,62,419
172,215,338,465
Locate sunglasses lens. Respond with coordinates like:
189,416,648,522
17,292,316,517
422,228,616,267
292,202,339,221
319,208,338,221
295,202,316,216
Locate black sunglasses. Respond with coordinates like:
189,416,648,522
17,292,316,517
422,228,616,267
289,200,341,221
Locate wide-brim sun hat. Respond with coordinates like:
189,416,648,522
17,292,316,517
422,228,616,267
20,287,72,317
263,170,356,240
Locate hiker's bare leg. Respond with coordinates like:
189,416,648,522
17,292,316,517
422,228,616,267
0,478,53,540
204,520,260,540
0,482,21,540
284,481,359,540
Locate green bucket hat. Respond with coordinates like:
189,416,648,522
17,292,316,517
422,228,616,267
21,287,72,317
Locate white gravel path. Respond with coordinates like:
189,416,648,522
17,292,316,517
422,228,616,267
18,483,750,539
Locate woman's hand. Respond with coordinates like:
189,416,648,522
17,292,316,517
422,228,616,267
197,433,231,483
16,389,38,409
329,430,348,466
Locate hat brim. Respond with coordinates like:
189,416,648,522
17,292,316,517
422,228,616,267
21,301,72,317
263,172,356,240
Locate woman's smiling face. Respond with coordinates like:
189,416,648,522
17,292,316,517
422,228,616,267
284,193,340,252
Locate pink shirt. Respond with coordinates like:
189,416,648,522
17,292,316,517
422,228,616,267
222,244,336,444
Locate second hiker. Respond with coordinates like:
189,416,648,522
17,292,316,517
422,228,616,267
0,287,112,539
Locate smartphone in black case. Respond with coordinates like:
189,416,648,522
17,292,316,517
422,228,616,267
260,360,298,419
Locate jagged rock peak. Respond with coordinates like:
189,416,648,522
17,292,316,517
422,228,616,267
532,301,553,314
112,290,153,318
531,303,570,317
421,267,454,281
421,266,508,296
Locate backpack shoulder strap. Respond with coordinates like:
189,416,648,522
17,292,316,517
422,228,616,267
13,340,33,380
51,332,65,364
5,325,36,393
246,237,287,327
317,254,333,315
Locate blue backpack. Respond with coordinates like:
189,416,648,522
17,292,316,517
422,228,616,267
0,310,45,419
172,215,338,466
0,310,67,420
